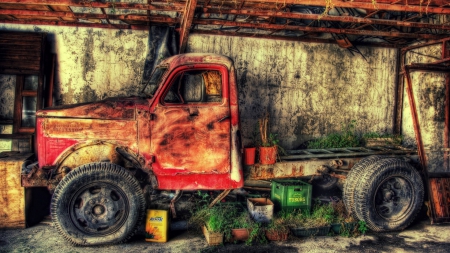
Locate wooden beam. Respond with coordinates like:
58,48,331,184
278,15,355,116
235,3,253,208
0,19,151,30
179,0,197,53
193,29,399,48
193,19,448,39
0,9,180,24
222,0,450,15
3,0,449,14
202,8,450,31
0,0,185,10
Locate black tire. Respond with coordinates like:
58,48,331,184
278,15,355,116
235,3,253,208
353,158,424,232
343,155,385,219
51,162,145,246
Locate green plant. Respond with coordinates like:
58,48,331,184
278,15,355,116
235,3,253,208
246,221,266,245
189,191,235,234
358,220,368,235
362,132,402,146
265,214,290,240
307,120,361,149
286,203,335,228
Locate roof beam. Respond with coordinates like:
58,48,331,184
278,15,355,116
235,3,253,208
203,8,450,31
193,29,399,48
0,0,185,10
231,0,450,15
179,0,197,53
193,19,447,39
2,0,450,14
0,19,150,30
0,9,180,24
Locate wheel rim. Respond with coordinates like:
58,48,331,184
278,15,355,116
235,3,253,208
69,182,129,235
373,176,414,221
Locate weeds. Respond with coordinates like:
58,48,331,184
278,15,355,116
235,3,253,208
307,120,360,149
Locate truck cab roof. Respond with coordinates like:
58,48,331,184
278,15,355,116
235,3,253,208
159,53,234,70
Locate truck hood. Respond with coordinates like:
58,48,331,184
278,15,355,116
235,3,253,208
36,97,148,120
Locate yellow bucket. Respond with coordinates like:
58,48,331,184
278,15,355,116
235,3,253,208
145,209,169,242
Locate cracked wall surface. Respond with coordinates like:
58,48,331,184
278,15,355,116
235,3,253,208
0,24,148,106
0,25,401,151
187,34,397,149
403,44,447,173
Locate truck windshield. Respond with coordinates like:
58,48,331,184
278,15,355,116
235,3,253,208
142,66,168,98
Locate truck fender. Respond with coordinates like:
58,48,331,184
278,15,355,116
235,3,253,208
55,141,126,171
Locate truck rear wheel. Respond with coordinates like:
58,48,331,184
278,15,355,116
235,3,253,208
51,162,145,246
353,158,424,232
343,155,384,219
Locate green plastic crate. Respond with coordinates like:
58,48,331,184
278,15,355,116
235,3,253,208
270,179,312,213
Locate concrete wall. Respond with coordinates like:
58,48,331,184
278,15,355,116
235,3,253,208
187,35,398,149
0,24,149,105
0,24,399,150
402,44,447,172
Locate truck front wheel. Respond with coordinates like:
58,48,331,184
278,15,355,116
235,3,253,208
353,158,424,232
51,162,145,246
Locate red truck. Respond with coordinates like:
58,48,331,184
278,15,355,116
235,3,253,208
22,53,427,246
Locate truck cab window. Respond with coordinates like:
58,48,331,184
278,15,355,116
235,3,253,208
163,70,222,104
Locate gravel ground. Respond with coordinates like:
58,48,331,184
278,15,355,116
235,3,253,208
1,214,450,253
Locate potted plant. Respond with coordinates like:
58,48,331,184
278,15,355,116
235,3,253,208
258,113,279,165
288,203,334,237
225,211,252,243
265,215,290,241
225,211,265,245
330,200,357,236
189,193,236,246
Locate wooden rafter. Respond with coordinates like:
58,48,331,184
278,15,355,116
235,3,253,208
202,8,450,31
193,29,398,48
179,0,197,53
0,0,185,10
194,19,448,39
219,0,450,15
0,9,180,24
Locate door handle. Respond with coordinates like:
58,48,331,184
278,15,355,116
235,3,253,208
189,108,199,116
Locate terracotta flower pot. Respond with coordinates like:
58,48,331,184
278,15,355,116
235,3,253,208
228,228,250,242
259,146,277,165
265,230,289,241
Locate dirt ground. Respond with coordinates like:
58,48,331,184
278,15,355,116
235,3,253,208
1,213,450,253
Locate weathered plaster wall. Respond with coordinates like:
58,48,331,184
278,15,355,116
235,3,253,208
402,44,447,172
0,24,149,105
187,35,398,149
0,24,399,150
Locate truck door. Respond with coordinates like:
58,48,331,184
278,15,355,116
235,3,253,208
150,66,231,176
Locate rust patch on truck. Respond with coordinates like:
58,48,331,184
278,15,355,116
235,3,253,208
43,118,137,141
151,105,231,174
247,163,305,180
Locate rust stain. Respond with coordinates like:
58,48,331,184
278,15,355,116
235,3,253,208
430,178,450,220
151,105,231,174
248,163,304,180
43,118,137,141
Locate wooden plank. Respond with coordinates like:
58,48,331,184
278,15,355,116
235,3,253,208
0,44,42,51
0,62,40,71
179,0,197,53
0,152,33,228
0,3,50,11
